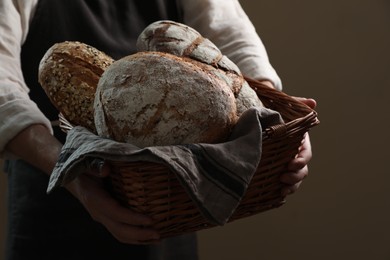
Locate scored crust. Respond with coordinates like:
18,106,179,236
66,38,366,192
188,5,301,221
137,20,263,118
137,20,245,95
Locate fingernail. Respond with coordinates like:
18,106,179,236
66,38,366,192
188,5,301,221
89,158,105,174
97,160,104,173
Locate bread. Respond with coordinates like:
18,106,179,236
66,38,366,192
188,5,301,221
38,41,114,131
137,20,263,117
236,81,264,117
94,51,238,147
137,20,245,95
38,22,263,147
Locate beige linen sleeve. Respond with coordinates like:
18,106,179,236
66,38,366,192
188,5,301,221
0,0,53,155
180,0,282,90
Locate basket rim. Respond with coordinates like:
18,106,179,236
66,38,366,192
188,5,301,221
59,77,320,141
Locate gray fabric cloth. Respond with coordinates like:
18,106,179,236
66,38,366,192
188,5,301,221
47,107,283,225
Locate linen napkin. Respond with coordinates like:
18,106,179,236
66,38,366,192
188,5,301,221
47,107,283,225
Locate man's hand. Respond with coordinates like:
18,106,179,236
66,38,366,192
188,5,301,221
255,80,317,196
280,97,317,196
6,124,160,244
65,168,160,244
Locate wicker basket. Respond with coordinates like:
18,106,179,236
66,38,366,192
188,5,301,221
60,77,319,238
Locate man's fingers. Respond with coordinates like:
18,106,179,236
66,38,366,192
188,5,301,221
281,134,312,196
293,97,317,109
288,134,312,171
281,181,302,196
280,166,308,185
84,187,155,227
97,202,161,244
103,219,160,244
105,202,155,227
303,98,317,109
67,174,160,244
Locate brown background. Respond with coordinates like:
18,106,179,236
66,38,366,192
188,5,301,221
1,0,389,259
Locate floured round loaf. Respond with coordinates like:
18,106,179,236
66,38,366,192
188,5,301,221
38,41,114,131
94,51,238,147
137,20,264,116
236,81,264,116
137,20,245,95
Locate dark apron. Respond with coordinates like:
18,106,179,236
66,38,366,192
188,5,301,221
5,0,198,259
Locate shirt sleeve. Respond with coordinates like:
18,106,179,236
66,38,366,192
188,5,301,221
180,0,282,90
0,0,52,155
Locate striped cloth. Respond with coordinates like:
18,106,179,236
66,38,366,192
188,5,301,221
47,107,283,225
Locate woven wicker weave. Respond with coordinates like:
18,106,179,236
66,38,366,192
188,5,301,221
59,77,319,238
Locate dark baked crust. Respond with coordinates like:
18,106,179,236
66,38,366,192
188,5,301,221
38,41,114,131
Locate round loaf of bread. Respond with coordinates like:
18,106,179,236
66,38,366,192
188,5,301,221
137,20,245,95
236,81,264,116
138,20,264,118
94,51,238,147
38,41,114,131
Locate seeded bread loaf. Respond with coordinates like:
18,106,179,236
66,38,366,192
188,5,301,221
38,41,114,131
94,51,238,147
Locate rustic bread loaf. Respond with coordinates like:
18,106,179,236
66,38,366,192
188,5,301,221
137,20,264,116
94,51,238,147
236,81,264,117
137,20,245,95
38,22,263,146
38,41,114,131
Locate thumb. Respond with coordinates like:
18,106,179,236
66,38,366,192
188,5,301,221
294,97,317,109
303,98,317,109
86,158,110,177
